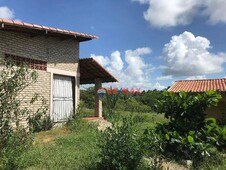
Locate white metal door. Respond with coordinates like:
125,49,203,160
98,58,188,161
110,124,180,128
53,75,74,122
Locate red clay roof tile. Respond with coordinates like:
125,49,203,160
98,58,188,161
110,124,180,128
33,24,42,29
23,22,33,27
0,18,97,41
3,19,13,24
13,20,23,25
42,25,49,30
56,28,63,32
168,78,226,92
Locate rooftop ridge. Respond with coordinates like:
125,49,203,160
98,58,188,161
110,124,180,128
0,18,98,41
175,78,226,82
169,78,226,92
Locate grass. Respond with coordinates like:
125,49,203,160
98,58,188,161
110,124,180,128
32,127,70,145
80,108,95,117
105,111,168,132
197,153,226,170
18,119,101,170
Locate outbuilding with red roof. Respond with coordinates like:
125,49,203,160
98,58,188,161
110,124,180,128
168,78,226,122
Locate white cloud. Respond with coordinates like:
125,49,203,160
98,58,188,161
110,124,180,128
202,0,226,24
153,82,166,90
185,75,206,80
162,31,226,76
156,75,172,81
91,47,159,90
92,54,110,66
109,51,123,72
157,65,168,70
0,6,14,19
124,47,151,78
133,0,226,27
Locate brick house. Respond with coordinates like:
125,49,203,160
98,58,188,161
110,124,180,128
168,78,226,123
0,19,117,123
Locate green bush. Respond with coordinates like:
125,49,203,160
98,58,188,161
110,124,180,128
202,118,226,150
144,118,226,167
0,60,38,147
143,91,225,167
139,89,164,112
116,98,152,113
156,91,221,133
80,87,95,109
0,128,33,170
0,60,50,169
27,94,53,132
98,116,145,170
144,123,212,164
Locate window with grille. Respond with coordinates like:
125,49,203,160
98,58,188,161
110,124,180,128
5,53,47,71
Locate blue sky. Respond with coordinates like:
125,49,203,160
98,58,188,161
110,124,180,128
1,0,226,90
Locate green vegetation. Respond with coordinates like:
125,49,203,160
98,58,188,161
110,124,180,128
98,116,145,170
19,119,101,170
80,87,95,109
0,60,50,169
0,60,37,148
80,87,164,116
107,111,167,132
27,94,53,133
144,91,226,168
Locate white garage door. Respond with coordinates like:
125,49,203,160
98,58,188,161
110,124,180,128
53,75,74,122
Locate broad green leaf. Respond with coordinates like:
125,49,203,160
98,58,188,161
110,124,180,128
206,118,216,125
173,131,178,137
187,135,194,143
165,134,170,141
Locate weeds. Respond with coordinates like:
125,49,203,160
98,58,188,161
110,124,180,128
19,118,101,170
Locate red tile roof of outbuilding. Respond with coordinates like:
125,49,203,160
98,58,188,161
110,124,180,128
0,18,97,42
168,78,226,92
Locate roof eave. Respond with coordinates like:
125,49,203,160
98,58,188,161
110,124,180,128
0,19,98,42
79,58,118,84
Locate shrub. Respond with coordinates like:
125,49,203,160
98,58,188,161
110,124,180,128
0,60,38,147
202,118,226,150
98,116,145,170
104,89,121,117
27,94,53,132
71,100,85,119
0,60,50,169
0,128,33,170
144,119,226,167
116,98,152,113
143,91,224,167
156,91,221,133
80,87,95,109
144,123,213,165
139,89,164,112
